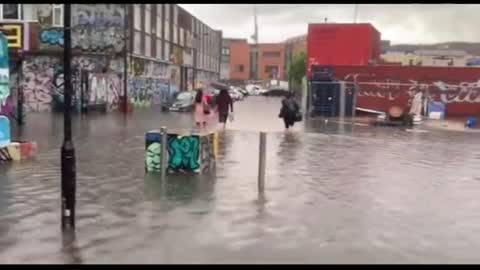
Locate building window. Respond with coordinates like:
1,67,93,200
52,4,63,26
263,51,281,58
164,42,170,62
0,4,22,20
156,38,162,59
164,4,170,21
145,35,151,57
164,5,170,41
179,28,184,47
173,5,178,25
134,5,141,30
235,64,244,72
134,31,141,55
145,4,151,34
222,48,229,56
186,31,192,48
173,25,178,44
265,65,278,78
156,4,162,38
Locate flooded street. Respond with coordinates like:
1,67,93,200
1,96,480,263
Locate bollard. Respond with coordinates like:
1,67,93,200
339,81,346,119
160,127,168,179
258,132,266,194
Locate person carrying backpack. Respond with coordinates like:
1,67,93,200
279,92,301,131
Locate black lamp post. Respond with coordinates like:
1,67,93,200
123,4,128,114
61,3,76,230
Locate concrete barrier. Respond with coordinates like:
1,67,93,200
145,129,218,174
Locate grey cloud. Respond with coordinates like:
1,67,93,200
180,4,480,44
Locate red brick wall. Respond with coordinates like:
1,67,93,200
229,40,250,81
258,43,285,81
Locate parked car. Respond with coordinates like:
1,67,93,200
229,87,244,101
168,91,195,112
261,89,291,97
235,87,249,96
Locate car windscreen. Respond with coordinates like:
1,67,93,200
177,92,192,100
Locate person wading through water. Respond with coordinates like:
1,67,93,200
216,89,233,130
194,89,210,128
279,92,300,132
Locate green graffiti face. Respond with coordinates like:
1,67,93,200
168,136,200,172
145,142,161,172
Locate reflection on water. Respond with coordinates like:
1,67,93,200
0,97,480,263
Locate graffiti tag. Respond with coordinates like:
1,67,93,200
435,81,480,103
40,29,64,47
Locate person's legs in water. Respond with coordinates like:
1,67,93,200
219,112,228,129
284,117,294,132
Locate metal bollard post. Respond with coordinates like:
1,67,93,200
258,132,266,194
160,127,168,179
339,81,346,120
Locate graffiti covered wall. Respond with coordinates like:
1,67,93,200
72,4,125,53
25,4,125,113
87,73,121,111
194,70,218,89
129,58,172,108
22,55,123,112
145,131,217,174
333,65,480,116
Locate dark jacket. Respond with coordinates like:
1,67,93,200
216,92,233,114
280,98,299,119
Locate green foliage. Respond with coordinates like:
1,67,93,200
287,51,306,86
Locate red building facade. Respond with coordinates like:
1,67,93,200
307,23,381,78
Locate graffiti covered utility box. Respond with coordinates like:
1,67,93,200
0,141,38,163
145,130,218,174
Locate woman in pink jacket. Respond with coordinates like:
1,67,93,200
194,89,210,128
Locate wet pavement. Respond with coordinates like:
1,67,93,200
0,96,480,264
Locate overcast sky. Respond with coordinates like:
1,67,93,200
179,4,480,45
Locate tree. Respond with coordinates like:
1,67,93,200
286,51,306,91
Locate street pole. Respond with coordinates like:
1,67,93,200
258,132,266,195
288,43,293,92
123,4,128,114
61,4,76,230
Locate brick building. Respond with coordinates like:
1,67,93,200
221,39,285,83
220,38,249,84
129,4,222,107
256,43,285,81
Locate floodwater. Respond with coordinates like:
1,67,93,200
0,96,480,264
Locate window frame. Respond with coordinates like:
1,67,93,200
156,4,162,39
145,34,152,57
134,4,141,30
262,51,281,58
0,4,22,20
145,4,151,34
133,30,142,55
52,4,63,27
156,38,162,60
